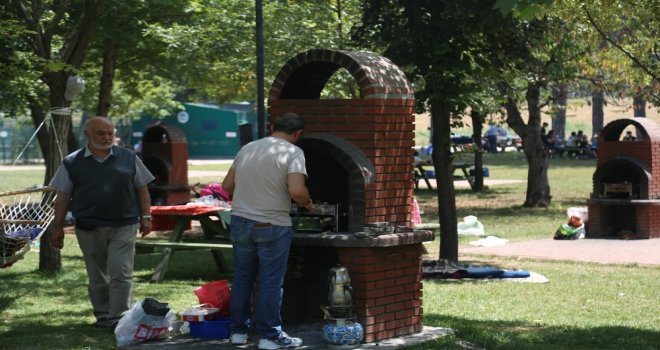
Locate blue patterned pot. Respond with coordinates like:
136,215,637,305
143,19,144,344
322,318,364,347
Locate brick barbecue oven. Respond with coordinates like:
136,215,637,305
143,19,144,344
141,123,189,206
587,117,660,239
268,49,434,342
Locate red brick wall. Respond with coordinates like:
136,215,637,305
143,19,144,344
338,245,424,342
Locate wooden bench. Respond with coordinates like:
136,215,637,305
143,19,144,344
415,161,475,190
555,146,595,159
135,240,233,282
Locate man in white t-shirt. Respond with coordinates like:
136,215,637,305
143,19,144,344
222,112,313,350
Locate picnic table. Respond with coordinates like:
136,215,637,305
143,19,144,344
415,161,475,190
136,205,232,282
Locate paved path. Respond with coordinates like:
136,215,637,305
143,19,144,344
460,237,660,266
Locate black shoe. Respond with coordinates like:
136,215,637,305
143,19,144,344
94,318,119,330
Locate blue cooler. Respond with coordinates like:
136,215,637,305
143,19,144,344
189,317,231,339
469,167,489,177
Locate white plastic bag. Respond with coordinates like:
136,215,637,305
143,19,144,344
567,207,588,222
115,298,176,347
457,215,485,236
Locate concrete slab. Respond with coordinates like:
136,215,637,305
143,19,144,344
119,324,453,349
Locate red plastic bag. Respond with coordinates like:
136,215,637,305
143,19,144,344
194,280,230,316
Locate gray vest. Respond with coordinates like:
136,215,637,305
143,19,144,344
64,146,140,227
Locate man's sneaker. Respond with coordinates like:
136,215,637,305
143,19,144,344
258,332,303,349
230,333,249,345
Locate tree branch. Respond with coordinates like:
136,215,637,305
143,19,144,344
12,0,46,56
584,6,659,84
44,0,70,40
60,0,101,67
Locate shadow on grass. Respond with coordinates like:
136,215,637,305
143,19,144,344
134,249,233,283
403,314,659,350
5,318,117,349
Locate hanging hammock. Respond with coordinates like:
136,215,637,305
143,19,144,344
0,187,57,268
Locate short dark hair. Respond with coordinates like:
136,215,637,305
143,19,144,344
272,113,305,134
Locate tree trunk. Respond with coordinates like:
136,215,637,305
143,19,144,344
552,84,567,141
505,82,551,207
430,99,458,261
97,40,118,116
19,0,102,272
633,96,646,118
33,71,73,272
592,89,605,138
470,110,484,191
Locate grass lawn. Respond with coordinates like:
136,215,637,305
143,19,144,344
1,154,659,349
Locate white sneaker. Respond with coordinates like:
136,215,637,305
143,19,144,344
258,332,303,349
230,333,248,345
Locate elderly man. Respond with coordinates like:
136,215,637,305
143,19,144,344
50,116,154,330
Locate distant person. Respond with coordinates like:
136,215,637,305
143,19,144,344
484,123,499,153
543,129,559,155
576,130,589,148
541,122,549,138
133,140,143,158
565,131,577,157
623,131,635,141
49,117,155,330
590,133,599,157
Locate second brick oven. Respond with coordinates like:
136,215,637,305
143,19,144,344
268,49,433,343
141,123,189,206
587,117,660,239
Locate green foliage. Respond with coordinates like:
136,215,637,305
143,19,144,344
494,0,554,19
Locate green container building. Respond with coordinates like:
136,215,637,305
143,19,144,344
130,102,258,158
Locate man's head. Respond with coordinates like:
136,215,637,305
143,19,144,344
84,117,115,152
272,113,305,143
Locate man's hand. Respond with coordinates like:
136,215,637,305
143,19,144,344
300,198,315,212
51,227,65,249
140,219,152,237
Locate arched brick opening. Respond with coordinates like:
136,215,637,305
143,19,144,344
298,133,375,233
592,157,651,199
600,117,660,142
269,49,414,100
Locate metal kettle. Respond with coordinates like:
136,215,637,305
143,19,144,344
328,264,353,308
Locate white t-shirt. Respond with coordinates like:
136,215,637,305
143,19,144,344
230,136,307,226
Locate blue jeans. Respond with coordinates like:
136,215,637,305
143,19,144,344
229,215,293,340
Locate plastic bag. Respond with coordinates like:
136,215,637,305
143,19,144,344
457,215,485,236
199,183,231,202
194,280,230,316
115,298,176,347
567,207,588,222
554,223,585,240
